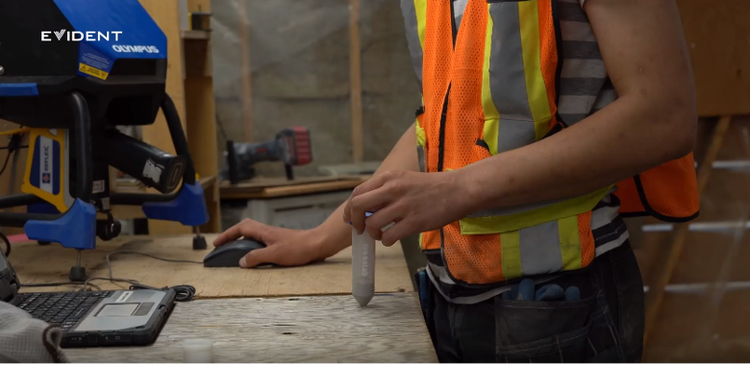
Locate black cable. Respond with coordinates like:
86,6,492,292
0,150,11,178
16,249,201,302
92,250,201,302
0,132,25,178
0,231,9,258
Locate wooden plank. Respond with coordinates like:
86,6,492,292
187,0,210,13
15,234,414,298
0,122,28,236
220,176,369,200
676,0,750,116
202,174,221,233
238,0,253,142
349,0,364,163
220,175,368,194
643,116,732,345
65,293,437,363
139,0,190,235
184,39,212,78
181,30,210,40
184,77,218,178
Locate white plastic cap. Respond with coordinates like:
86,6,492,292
182,338,214,363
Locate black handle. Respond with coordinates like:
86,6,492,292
162,94,196,185
69,92,92,202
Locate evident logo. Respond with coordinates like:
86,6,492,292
41,29,123,42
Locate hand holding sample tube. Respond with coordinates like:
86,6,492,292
350,211,394,307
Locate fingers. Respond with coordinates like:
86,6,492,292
342,195,353,226
239,242,318,268
350,187,391,235
380,219,413,247
213,220,246,247
364,206,401,241
239,245,279,268
213,219,267,247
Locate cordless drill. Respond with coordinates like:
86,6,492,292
225,127,312,185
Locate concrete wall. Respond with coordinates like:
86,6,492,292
211,0,420,178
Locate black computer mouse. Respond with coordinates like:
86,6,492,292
203,239,267,267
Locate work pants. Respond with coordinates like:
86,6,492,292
425,240,645,363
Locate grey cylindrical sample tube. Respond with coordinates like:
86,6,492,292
352,227,375,307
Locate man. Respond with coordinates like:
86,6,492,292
215,0,699,362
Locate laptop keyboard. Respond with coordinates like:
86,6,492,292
13,291,114,330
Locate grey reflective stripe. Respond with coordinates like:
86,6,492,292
591,205,619,230
497,118,536,152
401,0,423,92
519,221,564,275
416,145,426,172
427,262,456,285
488,2,536,153
454,0,468,30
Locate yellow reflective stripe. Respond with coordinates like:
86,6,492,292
418,232,424,250
481,4,499,155
558,216,582,271
415,119,426,147
518,1,551,141
415,0,427,49
500,230,522,280
458,184,612,235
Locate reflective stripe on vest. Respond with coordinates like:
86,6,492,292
402,0,698,285
401,0,427,93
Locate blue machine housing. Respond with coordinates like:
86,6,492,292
0,0,169,129
0,0,209,252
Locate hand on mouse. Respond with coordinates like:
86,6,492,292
213,219,326,268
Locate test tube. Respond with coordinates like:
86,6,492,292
352,226,375,307
352,212,375,307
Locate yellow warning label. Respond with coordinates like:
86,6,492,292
79,63,109,80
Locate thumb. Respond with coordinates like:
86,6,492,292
239,246,278,268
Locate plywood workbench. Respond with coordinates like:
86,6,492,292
13,234,413,298
64,293,437,363
11,234,436,362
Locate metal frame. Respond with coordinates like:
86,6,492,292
0,92,199,231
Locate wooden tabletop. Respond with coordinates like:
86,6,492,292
14,234,414,298
220,175,370,200
63,293,438,363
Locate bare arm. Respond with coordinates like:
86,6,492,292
213,123,418,267
314,123,419,259
343,0,699,247
459,0,697,212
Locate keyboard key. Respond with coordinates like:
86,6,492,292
70,308,88,319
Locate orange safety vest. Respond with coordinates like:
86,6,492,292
402,0,699,286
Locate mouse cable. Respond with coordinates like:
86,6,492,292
97,250,202,302
0,231,10,258
17,250,202,302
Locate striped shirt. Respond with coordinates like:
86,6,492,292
427,0,629,305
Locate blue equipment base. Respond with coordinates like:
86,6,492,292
142,182,209,226
24,199,97,250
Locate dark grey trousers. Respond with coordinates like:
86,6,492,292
426,240,645,362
